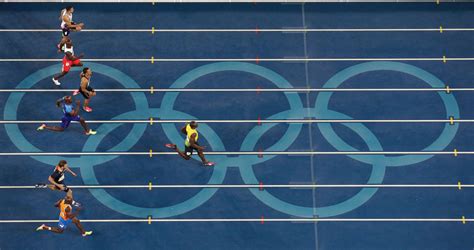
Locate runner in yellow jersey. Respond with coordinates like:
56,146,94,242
165,121,214,166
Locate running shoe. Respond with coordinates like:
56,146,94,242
72,89,80,96
86,129,97,135
165,143,177,149
35,183,47,188
203,161,215,167
82,231,93,237
52,78,61,86
83,106,93,112
36,224,46,231
36,124,46,131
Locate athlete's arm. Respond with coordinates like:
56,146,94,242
189,133,204,150
62,15,78,29
64,165,77,177
62,14,84,29
181,126,187,135
62,15,73,27
66,52,84,62
65,206,78,219
72,100,81,115
55,97,65,108
65,52,75,61
54,199,62,208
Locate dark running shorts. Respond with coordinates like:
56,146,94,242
62,22,76,36
185,142,200,156
79,86,94,99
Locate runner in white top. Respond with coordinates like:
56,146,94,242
59,6,84,37
56,6,84,52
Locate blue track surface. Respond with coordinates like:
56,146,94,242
1,3,474,249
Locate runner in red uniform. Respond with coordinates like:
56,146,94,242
52,37,84,86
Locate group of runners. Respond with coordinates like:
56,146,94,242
33,6,214,238
35,6,94,237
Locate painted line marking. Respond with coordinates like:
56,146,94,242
4,119,474,124
2,151,474,156
288,182,317,189
3,184,474,189
2,57,474,62
0,218,472,223
3,28,474,32
1,87,474,92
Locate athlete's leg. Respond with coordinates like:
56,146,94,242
176,147,191,160
47,226,64,233
72,218,86,235
53,71,68,81
37,224,64,234
43,125,65,132
72,62,83,67
197,149,208,164
83,90,95,108
78,117,90,132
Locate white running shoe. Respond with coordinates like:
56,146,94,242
52,78,61,86
86,129,97,135
37,124,46,131
36,224,46,231
82,231,93,237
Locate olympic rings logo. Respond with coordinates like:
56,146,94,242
3,61,459,218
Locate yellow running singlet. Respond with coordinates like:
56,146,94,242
185,124,198,147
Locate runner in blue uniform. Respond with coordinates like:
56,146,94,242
36,96,96,135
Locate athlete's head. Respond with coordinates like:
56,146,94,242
82,67,92,77
58,160,68,169
64,37,72,46
64,195,73,204
190,121,198,129
64,96,72,104
65,6,74,13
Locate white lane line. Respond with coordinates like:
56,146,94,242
0,151,469,156
1,88,473,92
0,218,471,223
1,57,474,62
1,184,472,189
0,119,473,124
1,28,474,32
